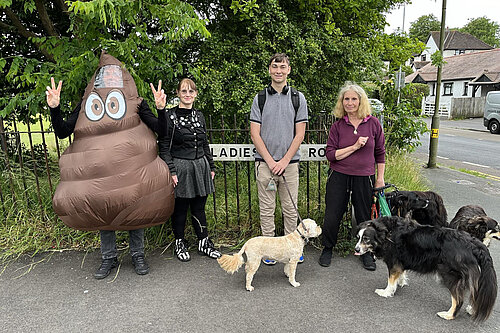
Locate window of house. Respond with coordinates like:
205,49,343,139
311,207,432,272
443,83,453,95
454,49,465,55
463,82,469,96
431,83,435,96
421,54,427,61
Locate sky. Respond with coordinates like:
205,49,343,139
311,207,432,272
385,0,500,34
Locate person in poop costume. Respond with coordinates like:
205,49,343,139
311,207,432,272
46,51,175,279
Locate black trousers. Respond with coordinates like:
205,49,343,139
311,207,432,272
322,170,374,249
172,196,209,240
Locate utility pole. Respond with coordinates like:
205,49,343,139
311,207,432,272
397,4,406,105
427,0,447,168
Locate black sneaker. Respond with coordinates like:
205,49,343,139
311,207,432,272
175,239,191,262
132,255,149,275
94,257,118,279
360,252,376,271
319,248,332,267
198,237,221,259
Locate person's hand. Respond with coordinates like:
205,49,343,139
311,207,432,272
150,80,166,110
171,175,178,187
271,158,290,176
211,171,215,180
355,136,368,149
46,77,62,108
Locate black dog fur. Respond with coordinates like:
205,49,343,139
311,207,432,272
355,216,497,322
449,205,500,246
385,190,447,226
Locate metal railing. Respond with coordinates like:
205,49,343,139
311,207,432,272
0,113,334,233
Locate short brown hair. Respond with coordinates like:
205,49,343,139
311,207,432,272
268,53,290,66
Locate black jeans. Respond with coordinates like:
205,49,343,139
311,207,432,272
100,229,144,259
172,196,209,240
322,170,374,249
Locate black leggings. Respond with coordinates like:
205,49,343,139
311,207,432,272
322,170,374,249
172,196,209,240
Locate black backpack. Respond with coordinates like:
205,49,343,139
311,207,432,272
257,86,300,117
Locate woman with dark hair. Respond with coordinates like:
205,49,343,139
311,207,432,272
156,78,220,262
319,82,386,270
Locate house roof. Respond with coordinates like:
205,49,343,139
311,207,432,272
429,30,493,50
412,61,430,70
469,71,500,85
405,48,500,83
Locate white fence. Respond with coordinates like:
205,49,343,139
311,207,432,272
422,100,450,117
422,97,485,119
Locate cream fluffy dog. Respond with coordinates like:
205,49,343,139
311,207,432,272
217,219,321,291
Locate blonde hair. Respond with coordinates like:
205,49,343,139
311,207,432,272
177,78,197,92
333,81,371,119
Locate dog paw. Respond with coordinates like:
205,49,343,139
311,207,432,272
290,281,300,287
375,288,394,298
246,285,254,292
437,311,454,320
398,278,409,287
465,305,474,316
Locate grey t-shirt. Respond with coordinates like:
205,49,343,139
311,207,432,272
249,88,308,162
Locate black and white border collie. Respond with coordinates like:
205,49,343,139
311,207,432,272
449,205,500,246
355,216,497,322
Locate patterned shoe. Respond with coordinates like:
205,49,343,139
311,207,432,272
198,237,221,259
175,239,191,262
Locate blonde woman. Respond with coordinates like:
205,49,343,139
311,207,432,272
319,82,385,269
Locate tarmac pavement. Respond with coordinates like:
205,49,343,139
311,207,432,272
1,118,500,333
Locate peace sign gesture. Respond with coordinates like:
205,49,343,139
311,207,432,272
46,77,62,108
150,80,166,110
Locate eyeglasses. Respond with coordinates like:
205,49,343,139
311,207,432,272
179,89,196,95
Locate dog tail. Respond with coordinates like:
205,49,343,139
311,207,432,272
470,243,498,322
217,244,246,274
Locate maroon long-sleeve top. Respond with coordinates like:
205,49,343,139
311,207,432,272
325,115,385,176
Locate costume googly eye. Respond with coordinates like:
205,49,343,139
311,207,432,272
85,93,105,121
105,89,126,120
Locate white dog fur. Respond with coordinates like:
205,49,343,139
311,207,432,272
217,218,322,291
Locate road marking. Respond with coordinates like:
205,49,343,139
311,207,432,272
437,156,449,160
463,161,490,168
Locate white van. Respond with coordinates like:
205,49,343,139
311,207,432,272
484,91,500,134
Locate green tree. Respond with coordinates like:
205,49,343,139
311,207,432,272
460,16,500,47
1,0,418,125
376,32,425,72
409,14,441,43
181,0,411,125
0,0,210,119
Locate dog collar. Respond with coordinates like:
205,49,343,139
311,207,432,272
296,229,309,243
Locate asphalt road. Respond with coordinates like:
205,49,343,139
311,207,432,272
1,118,500,333
417,117,500,177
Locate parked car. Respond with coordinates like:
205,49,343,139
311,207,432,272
484,91,500,134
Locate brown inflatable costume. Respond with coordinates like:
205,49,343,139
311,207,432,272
53,52,175,230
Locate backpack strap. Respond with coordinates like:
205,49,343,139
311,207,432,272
290,87,300,120
258,89,266,115
258,86,300,119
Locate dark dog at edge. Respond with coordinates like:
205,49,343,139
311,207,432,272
449,205,500,246
385,190,447,226
355,216,497,322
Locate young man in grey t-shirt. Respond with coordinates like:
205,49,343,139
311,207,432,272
250,53,308,264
